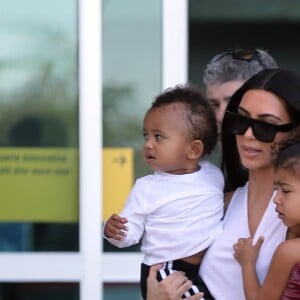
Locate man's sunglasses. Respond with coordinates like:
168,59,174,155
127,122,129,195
225,111,296,143
212,48,267,68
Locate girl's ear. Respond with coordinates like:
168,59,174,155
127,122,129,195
188,140,204,160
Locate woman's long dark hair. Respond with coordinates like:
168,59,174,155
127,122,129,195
221,68,300,192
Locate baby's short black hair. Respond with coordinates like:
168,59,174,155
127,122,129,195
151,85,217,156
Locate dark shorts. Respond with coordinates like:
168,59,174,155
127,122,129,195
140,259,215,300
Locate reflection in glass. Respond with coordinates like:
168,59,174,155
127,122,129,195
0,0,78,251
102,0,162,253
104,283,140,299
103,0,162,178
0,283,79,300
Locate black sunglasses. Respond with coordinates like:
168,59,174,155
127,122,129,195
225,111,296,143
212,48,267,68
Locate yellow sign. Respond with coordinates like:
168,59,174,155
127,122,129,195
103,148,133,220
0,147,133,222
0,147,79,222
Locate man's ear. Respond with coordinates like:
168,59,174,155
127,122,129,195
188,140,204,160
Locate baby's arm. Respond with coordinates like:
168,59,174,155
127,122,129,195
104,213,128,241
233,236,264,300
104,178,148,247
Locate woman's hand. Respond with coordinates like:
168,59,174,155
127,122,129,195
146,264,204,300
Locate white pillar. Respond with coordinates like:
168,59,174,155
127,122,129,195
78,0,102,299
163,0,188,90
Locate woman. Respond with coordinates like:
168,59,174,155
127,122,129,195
147,68,300,300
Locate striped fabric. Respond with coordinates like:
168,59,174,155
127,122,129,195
157,262,205,299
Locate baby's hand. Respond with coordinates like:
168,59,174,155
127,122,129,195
104,214,128,240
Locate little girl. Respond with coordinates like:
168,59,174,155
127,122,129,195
233,140,300,299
